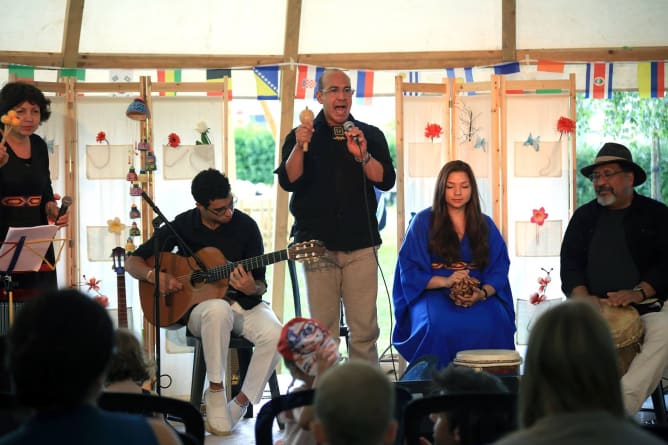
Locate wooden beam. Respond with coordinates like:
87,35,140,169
501,0,516,62
271,0,302,323
62,0,85,68
2,46,668,71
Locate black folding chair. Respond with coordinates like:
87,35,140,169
98,391,205,445
402,392,517,445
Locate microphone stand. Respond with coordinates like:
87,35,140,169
140,191,210,394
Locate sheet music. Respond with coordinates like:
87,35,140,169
0,225,59,272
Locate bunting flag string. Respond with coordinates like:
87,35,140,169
254,66,280,100
638,61,665,98
585,63,614,99
157,69,181,96
206,69,233,100
295,65,324,99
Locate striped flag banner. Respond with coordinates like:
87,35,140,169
295,65,324,99
59,68,85,81
9,64,34,81
254,65,279,100
353,70,374,105
537,60,565,73
157,69,182,96
585,63,614,99
446,67,475,95
493,62,520,75
638,61,665,98
402,71,420,96
207,69,232,99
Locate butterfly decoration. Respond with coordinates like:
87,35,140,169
523,132,541,152
473,135,486,152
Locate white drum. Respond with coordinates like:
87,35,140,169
452,349,522,376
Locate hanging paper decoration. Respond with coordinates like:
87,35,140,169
145,151,157,171
530,268,553,305
424,123,443,142
130,182,143,196
474,136,486,152
556,116,576,141
107,217,124,234
129,222,141,237
523,132,541,152
138,139,150,151
126,165,138,182
125,237,137,254
129,204,141,219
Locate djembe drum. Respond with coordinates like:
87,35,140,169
599,304,644,376
452,349,522,376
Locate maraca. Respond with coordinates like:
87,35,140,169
299,106,314,152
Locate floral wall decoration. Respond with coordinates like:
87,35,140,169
556,116,576,141
523,132,541,152
424,122,443,142
529,267,553,305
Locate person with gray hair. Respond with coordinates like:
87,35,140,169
494,300,664,445
312,360,397,445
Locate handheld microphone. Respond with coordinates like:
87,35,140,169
55,195,72,221
343,121,360,146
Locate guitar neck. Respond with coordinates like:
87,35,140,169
117,274,128,329
207,249,289,282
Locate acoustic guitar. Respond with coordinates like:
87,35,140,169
111,246,129,329
139,240,325,328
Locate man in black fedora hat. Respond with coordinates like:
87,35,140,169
560,142,668,415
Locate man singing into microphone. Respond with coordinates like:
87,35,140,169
275,69,395,363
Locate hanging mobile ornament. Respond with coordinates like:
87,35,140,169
129,204,141,219
129,222,141,237
138,169,148,183
130,182,143,196
125,237,137,254
126,165,138,182
145,151,157,172
138,138,150,151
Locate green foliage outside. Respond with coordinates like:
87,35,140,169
575,92,668,206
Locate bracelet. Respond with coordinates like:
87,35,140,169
355,152,372,166
633,286,647,300
481,287,488,300
146,269,154,283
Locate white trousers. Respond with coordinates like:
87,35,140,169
187,298,282,405
621,304,668,414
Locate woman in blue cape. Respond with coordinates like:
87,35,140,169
393,161,515,369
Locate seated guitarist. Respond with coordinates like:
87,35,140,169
125,168,282,436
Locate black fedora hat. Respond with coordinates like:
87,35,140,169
580,142,646,186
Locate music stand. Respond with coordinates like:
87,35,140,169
0,225,65,325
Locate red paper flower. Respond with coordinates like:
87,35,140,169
96,131,109,144
85,276,101,293
168,132,181,148
557,116,576,141
531,207,548,226
424,123,444,141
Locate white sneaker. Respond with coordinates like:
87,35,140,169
204,388,233,436
228,397,249,426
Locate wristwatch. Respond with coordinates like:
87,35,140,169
355,152,372,166
633,286,647,300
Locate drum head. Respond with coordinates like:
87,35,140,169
453,349,522,367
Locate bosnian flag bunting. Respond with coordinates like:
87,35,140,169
585,63,613,99
637,61,665,98
295,65,324,99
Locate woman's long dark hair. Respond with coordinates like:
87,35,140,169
429,160,489,268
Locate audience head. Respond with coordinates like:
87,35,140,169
0,81,51,123
519,299,625,427
191,168,231,206
430,365,511,445
105,328,152,386
277,317,340,381
7,289,114,410
313,360,397,445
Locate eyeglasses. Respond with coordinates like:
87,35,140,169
206,196,237,216
320,86,355,96
588,170,625,182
